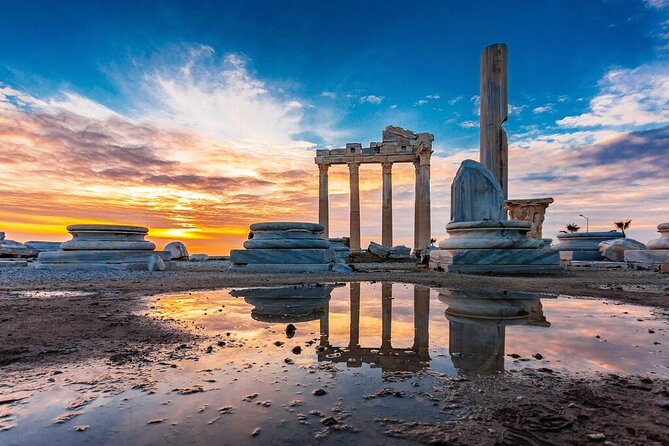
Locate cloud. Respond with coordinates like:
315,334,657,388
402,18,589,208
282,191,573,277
459,120,478,129
321,91,336,99
645,0,668,8
557,63,669,128
426,94,440,100
448,95,464,105
533,104,553,114
416,99,428,106
359,95,384,104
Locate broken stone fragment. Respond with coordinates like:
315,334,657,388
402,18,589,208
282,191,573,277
164,241,189,260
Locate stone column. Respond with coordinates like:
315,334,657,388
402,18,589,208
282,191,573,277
349,282,360,349
413,285,430,360
319,301,330,347
348,162,361,252
416,151,432,251
413,160,421,252
480,43,509,201
318,164,330,239
381,282,392,349
382,161,393,247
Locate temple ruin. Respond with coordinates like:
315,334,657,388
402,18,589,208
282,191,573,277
314,126,434,252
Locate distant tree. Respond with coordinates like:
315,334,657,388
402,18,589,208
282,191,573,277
566,223,580,233
614,220,632,237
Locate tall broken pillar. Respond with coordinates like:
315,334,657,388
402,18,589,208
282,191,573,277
479,43,508,201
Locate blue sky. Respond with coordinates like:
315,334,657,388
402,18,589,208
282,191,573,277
2,0,666,149
0,0,668,252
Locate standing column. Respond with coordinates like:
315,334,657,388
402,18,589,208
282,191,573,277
381,161,393,247
417,151,432,251
349,283,361,349
381,282,392,349
480,43,509,201
348,162,361,252
413,160,421,253
318,164,330,239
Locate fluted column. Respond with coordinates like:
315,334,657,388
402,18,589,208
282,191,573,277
382,161,393,247
318,164,329,239
417,151,432,251
413,160,421,252
348,162,361,252
349,282,360,349
381,282,392,349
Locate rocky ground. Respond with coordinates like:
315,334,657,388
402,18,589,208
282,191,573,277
0,264,668,444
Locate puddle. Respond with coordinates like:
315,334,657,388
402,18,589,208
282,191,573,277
1,282,667,445
9,290,98,299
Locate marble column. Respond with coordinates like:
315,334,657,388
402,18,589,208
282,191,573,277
413,160,421,252
480,43,509,201
348,162,361,252
349,282,360,349
413,285,430,360
381,282,392,349
416,152,432,251
382,161,393,247
318,164,330,239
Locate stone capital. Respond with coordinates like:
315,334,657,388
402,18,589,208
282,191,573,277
318,164,330,174
382,161,393,174
348,162,360,174
418,150,432,166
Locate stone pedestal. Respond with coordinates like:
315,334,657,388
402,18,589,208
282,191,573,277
554,231,624,261
505,198,553,238
431,160,561,274
230,222,350,273
624,223,669,269
328,237,350,260
37,225,170,270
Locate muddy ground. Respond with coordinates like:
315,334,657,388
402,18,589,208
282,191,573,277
1,265,668,445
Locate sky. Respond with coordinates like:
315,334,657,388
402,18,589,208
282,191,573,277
0,0,668,254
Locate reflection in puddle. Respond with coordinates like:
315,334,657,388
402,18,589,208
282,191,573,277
1,283,667,445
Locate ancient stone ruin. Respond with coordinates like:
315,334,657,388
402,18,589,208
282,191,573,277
430,160,561,274
624,222,669,269
315,125,433,253
505,198,554,238
37,224,170,270
229,222,352,273
554,231,624,261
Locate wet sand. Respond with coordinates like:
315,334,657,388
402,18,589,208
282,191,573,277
1,266,668,445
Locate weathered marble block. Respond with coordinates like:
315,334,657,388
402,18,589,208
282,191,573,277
0,239,38,258
646,222,669,250
164,241,189,260
450,160,505,222
25,241,62,253
243,239,330,249
554,231,624,261
230,248,334,265
37,224,169,271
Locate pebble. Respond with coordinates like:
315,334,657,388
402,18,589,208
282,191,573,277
586,433,606,441
292,346,302,354
321,416,338,426
657,400,669,409
285,324,296,338
312,388,327,396
532,353,544,360
251,427,261,437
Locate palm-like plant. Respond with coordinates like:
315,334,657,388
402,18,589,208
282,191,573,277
614,220,632,237
566,223,580,233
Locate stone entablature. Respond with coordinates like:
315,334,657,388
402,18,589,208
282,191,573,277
315,125,434,252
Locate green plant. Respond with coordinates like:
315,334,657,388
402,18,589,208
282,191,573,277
566,223,580,233
614,219,632,237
